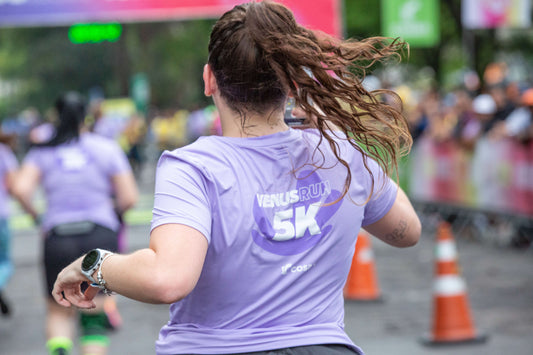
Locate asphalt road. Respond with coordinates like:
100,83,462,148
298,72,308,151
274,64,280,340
1,165,532,354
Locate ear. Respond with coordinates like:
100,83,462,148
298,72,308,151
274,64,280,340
203,64,217,96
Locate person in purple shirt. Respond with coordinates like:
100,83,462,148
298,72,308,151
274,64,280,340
0,135,21,315
53,2,421,355
12,92,138,355
0,132,39,316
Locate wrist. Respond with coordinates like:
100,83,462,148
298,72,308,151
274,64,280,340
81,249,114,285
95,252,115,295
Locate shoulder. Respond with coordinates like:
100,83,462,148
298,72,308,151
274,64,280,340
0,143,16,165
0,143,9,154
26,144,53,156
82,133,123,152
158,136,247,186
161,136,221,162
301,128,350,145
82,132,115,145
303,128,365,158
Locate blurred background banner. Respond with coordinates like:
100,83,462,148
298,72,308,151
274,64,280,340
0,0,343,37
408,137,533,217
381,0,440,47
462,0,532,29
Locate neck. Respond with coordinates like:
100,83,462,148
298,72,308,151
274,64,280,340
221,115,289,138
215,98,289,138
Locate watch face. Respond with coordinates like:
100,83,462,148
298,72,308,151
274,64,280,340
82,250,100,271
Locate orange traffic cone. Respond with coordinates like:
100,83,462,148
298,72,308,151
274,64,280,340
344,230,382,301
422,221,487,345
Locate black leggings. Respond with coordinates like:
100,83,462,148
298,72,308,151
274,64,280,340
179,344,361,355
43,223,118,296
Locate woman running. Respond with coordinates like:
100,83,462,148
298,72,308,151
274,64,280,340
53,2,420,354
13,91,138,355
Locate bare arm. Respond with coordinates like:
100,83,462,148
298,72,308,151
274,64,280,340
9,164,40,222
53,223,208,308
363,186,421,248
112,171,139,214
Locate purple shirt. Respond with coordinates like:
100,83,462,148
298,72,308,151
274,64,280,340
24,132,131,232
0,143,18,218
151,129,397,354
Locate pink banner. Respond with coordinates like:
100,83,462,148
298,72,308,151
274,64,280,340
507,141,527,214
432,140,459,203
0,0,343,38
462,0,531,29
408,137,533,217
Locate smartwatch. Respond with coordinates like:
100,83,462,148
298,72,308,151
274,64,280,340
81,249,113,284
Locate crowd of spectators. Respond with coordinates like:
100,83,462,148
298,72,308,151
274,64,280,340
373,61,533,247
379,62,532,149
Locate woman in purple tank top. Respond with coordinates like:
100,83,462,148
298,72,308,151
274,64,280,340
53,2,420,355
12,92,138,355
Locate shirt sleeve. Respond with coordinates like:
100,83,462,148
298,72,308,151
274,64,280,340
23,148,44,170
107,141,132,175
0,145,18,172
150,152,212,243
361,157,398,226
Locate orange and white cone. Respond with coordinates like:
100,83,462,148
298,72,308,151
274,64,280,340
344,230,382,301
422,221,487,345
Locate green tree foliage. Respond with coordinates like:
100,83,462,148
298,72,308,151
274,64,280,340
343,0,381,39
0,19,214,119
0,26,120,117
124,20,214,111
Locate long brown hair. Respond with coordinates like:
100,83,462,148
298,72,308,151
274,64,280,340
208,1,412,200
35,91,86,147
0,131,16,150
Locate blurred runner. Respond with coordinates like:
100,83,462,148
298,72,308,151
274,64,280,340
12,92,138,355
0,133,18,317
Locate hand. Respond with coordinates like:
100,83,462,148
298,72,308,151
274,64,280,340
52,257,100,309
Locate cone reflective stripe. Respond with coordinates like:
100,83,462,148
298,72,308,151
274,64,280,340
436,239,459,275
422,221,487,345
433,275,466,296
344,231,382,301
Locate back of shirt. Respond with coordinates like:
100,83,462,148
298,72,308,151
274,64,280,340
24,133,131,232
151,129,396,354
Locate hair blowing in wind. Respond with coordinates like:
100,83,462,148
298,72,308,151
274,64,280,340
208,1,412,201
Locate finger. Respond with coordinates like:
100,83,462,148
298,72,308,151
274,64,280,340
84,285,101,300
63,289,96,309
73,300,97,309
52,288,72,307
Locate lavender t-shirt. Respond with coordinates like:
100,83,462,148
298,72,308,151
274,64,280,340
0,143,18,218
151,129,397,354
24,133,131,232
